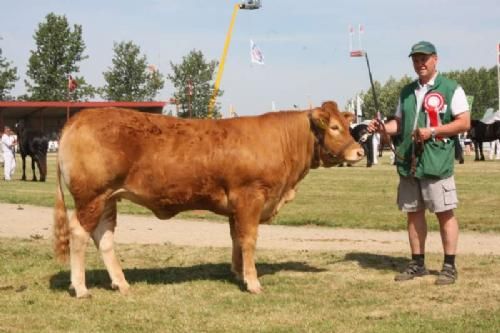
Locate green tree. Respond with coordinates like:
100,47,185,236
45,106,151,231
447,66,498,119
0,48,18,100
168,49,222,118
101,41,164,101
25,12,95,101
360,76,412,119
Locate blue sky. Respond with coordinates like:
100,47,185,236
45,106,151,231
1,0,499,116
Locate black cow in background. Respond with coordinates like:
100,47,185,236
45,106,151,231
15,120,49,181
350,123,374,167
468,119,500,161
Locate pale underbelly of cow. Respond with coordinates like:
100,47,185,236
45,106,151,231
109,187,296,223
109,187,231,219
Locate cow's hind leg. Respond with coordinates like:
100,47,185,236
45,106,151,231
69,212,91,298
91,200,130,295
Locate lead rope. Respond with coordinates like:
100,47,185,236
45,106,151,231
374,116,405,162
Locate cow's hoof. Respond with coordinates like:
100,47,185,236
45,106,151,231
74,288,92,299
69,284,91,298
245,280,263,294
111,282,130,295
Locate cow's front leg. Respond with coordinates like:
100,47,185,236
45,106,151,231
21,157,27,181
233,194,264,294
229,216,242,281
31,158,37,181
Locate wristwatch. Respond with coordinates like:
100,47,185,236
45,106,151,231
430,127,436,140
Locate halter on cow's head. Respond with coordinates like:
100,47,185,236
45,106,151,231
309,101,364,167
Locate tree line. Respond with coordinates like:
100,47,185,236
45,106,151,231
0,13,222,118
351,66,498,120
1,13,497,119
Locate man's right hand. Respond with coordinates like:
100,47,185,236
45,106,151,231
367,119,383,133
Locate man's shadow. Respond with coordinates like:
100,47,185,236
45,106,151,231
49,261,327,292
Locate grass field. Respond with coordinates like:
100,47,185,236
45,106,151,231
1,152,500,232
0,238,499,333
1,153,500,332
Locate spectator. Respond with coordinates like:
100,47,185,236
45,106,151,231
489,139,500,160
1,126,17,181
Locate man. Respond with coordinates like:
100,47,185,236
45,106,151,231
368,41,470,285
1,126,17,181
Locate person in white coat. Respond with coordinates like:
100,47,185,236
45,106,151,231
1,126,17,181
490,139,500,160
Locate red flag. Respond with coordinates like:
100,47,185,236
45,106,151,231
68,75,78,92
359,24,365,34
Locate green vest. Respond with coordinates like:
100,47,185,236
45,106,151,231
394,74,458,179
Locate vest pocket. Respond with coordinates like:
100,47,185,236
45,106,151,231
420,140,455,178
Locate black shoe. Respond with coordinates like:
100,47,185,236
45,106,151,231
435,263,457,285
394,260,429,281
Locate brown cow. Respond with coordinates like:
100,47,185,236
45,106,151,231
54,101,364,298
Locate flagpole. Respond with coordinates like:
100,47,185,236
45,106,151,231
497,42,500,111
66,75,70,121
348,25,353,52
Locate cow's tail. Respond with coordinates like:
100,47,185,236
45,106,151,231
53,157,70,263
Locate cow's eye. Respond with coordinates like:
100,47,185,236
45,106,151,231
330,125,339,130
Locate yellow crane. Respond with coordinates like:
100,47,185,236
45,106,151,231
207,1,261,118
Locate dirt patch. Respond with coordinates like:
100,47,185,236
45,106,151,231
1,203,499,255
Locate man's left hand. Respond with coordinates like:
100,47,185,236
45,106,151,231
414,127,432,142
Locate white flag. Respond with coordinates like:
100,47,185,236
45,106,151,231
250,40,264,65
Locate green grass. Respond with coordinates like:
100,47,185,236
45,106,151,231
0,238,499,333
1,152,500,232
2,154,500,332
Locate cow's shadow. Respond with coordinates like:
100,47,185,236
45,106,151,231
49,261,326,292
342,252,409,272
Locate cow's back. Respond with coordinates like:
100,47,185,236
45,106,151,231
59,108,315,220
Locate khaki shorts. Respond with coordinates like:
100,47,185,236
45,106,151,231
397,176,458,213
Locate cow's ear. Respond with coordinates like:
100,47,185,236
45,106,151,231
342,112,355,124
321,101,339,113
311,107,330,130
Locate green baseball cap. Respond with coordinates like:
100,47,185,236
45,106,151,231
408,41,437,57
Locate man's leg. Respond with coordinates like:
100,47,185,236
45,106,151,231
436,209,459,255
407,209,427,254
3,154,12,180
395,209,429,281
9,154,16,178
435,209,459,285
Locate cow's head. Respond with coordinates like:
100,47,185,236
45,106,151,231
309,101,364,167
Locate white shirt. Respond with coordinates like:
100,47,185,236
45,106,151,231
1,133,15,155
395,73,469,119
